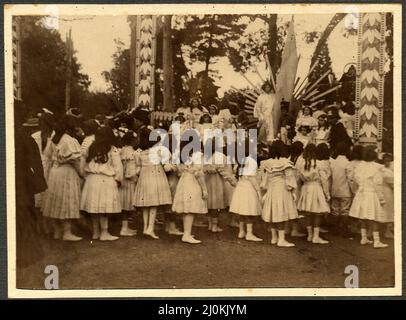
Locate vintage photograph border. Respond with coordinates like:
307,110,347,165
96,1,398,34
2,1,403,299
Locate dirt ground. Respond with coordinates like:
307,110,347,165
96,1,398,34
17,213,395,290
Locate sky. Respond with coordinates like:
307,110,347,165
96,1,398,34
58,14,358,96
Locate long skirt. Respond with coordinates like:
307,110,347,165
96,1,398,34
42,164,81,220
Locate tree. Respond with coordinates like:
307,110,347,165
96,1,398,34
309,13,347,74
76,91,118,119
19,16,90,115
181,15,245,104
102,39,131,110
228,15,287,77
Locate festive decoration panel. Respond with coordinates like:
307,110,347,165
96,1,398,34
354,13,386,150
135,15,157,110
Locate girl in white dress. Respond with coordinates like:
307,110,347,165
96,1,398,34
288,141,306,237
172,140,208,244
119,131,140,237
297,143,330,244
229,143,262,242
254,82,276,144
42,115,83,241
80,127,123,241
295,105,318,132
314,113,330,146
292,125,312,147
132,127,172,239
349,146,388,248
261,140,299,247
203,138,237,233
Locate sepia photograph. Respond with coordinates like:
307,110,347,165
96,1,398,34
4,3,402,298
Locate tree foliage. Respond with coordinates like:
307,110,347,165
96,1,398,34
227,15,287,76
19,16,90,115
101,39,131,110
178,15,245,105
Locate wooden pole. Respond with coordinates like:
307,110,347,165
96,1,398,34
239,72,262,95
162,15,174,112
230,86,258,103
293,57,320,97
310,84,341,101
301,69,331,98
128,16,137,111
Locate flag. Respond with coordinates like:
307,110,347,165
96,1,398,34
274,16,299,131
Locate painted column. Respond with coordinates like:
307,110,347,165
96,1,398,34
354,13,386,151
134,15,157,110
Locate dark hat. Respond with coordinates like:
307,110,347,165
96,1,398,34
326,105,340,118
280,100,290,109
95,114,106,121
133,108,150,125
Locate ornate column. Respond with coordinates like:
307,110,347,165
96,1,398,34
354,13,386,151
134,15,157,110
12,16,22,101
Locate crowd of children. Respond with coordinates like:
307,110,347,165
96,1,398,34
26,94,394,249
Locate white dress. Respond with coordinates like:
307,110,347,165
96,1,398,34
120,146,141,211
295,115,318,130
292,133,312,147
204,152,237,210
172,156,208,215
229,156,262,216
297,160,330,214
132,147,172,207
42,134,82,220
314,127,330,145
254,93,276,142
261,158,299,223
349,161,386,222
80,147,123,214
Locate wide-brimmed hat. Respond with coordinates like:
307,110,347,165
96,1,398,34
313,110,327,120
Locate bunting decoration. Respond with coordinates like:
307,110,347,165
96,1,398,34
354,13,386,150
